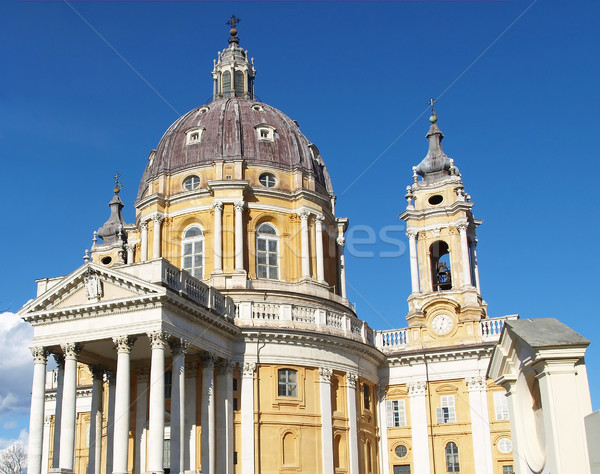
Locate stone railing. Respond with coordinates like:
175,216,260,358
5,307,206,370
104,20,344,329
374,328,409,351
235,301,373,345
479,314,519,341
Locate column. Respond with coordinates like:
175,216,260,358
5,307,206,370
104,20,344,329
234,201,246,272
318,368,334,473
299,211,311,279
113,336,136,474
346,373,359,474
407,230,420,293
184,361,199,472
106,372,116,474
216,360,234,474
42,416,51,474
153,215,163,259
59,343,81,472
140,221,149,262
212,201,224,274
125,244,135,264
470,236,481,293
147,331,169,473
135,369,150,474
88,366,104,474
27,347,48,474
407,381,431,474
466,377,494,474
170,339,189,474
241,362,256,474
337,236,347,298
52,354,64,469
201,355,215,474
315,216,325,282
377,384,390,474
458,224,472,286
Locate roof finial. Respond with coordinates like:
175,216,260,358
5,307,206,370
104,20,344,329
428,98,438,123
226,15,241,43
113,172,123,195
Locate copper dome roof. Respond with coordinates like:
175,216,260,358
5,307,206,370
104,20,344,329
137,98,333,200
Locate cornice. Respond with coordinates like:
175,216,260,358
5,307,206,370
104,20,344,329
399,200,475,223
385,344,494,367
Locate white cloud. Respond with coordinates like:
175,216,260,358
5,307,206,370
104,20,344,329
3,421,17,430
0,428,28,451
0,312,33,419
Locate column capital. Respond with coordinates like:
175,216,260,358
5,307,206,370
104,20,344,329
466,376,486,392
124,243,136,251
212,200,224,212
336,236,345,247
457,223,468,232
216,359,235,376
61,342,82,360
407,381,427,397
140,220,149,230
30,347,48,364
135,367,150,382
89,365,105,380
185,360,200,377
242,362,256,377
406,230,418,239
152,214,164,224
318,367,332,383
147,330,170,349
202,354,216,369
346,373,358,389
298,209,311,220
233,201,246,212
113,335,137,353
169,338,190,355
314,214,325,223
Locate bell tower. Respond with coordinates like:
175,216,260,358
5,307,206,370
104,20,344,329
399,105,485,331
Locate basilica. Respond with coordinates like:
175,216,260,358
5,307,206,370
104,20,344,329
19,25,593,474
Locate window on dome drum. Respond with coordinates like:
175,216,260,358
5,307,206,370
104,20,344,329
186,128,203,145
182,226,204,279
363,384,371,410
387,400,407,427
234,70,244,97
278,368,297,397
436,395,456,424
430,241,452,291
183,175,200,191
256,223,279,279
494,391,510,420
256,126,274,142
445,442,460,472
259,172,276,188
222,71,231,98
393,466,411,474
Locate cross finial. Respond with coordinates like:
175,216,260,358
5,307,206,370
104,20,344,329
226,15,241,31
428,98,438,123
114,172,123,194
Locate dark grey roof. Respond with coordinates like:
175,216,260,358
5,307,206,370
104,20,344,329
137,98,333,200
505,318,590,348
415,122,452,183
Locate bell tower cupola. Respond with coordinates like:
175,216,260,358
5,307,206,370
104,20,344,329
400,103,485,327
212,16,256,101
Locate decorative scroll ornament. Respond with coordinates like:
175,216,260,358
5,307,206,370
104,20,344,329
318,367,332,383
347,373,358,389
147,331,170,349
466,376,486,391
242,362,256,377
61,343,82,360
31,347,48,364
407,381,427,396
113,335,137,353
84,267,103,302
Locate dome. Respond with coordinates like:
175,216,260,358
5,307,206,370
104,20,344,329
137,98,334,200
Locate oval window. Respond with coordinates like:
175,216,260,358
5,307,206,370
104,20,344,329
395,445,408,458
259,172,276,188
428,194,443,205
101,256,112,265
183,175,200,191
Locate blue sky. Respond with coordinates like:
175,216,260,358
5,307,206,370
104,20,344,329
1,0,599,447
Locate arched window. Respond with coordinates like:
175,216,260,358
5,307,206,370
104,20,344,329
222,71,231,97
182,226,204,279
256,223,279,279
234,70,244,97
445,442,460,472
430,241,452,291
278,368,297,397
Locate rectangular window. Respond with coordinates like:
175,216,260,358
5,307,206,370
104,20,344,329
393,466,411,474
163,439,171,469
494,391,510,420
363,384,371,410
278,368,298,397
436,395,456,424
503,466,514,474
386,400,407,427
164,370,172,399
233,398,238,411
233,378,238,391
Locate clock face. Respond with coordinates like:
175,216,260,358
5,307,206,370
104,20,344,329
431,314,454,335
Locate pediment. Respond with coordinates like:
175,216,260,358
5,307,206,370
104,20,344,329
19,263,165,316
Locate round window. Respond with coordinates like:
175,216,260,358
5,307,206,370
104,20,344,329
394,445,408,458
183,175,200,191
428,194,443,205
101,256,112,265
498,438,512,454
259,172,276,188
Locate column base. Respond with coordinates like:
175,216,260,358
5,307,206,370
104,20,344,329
143,471,164,474
49,469,74,474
